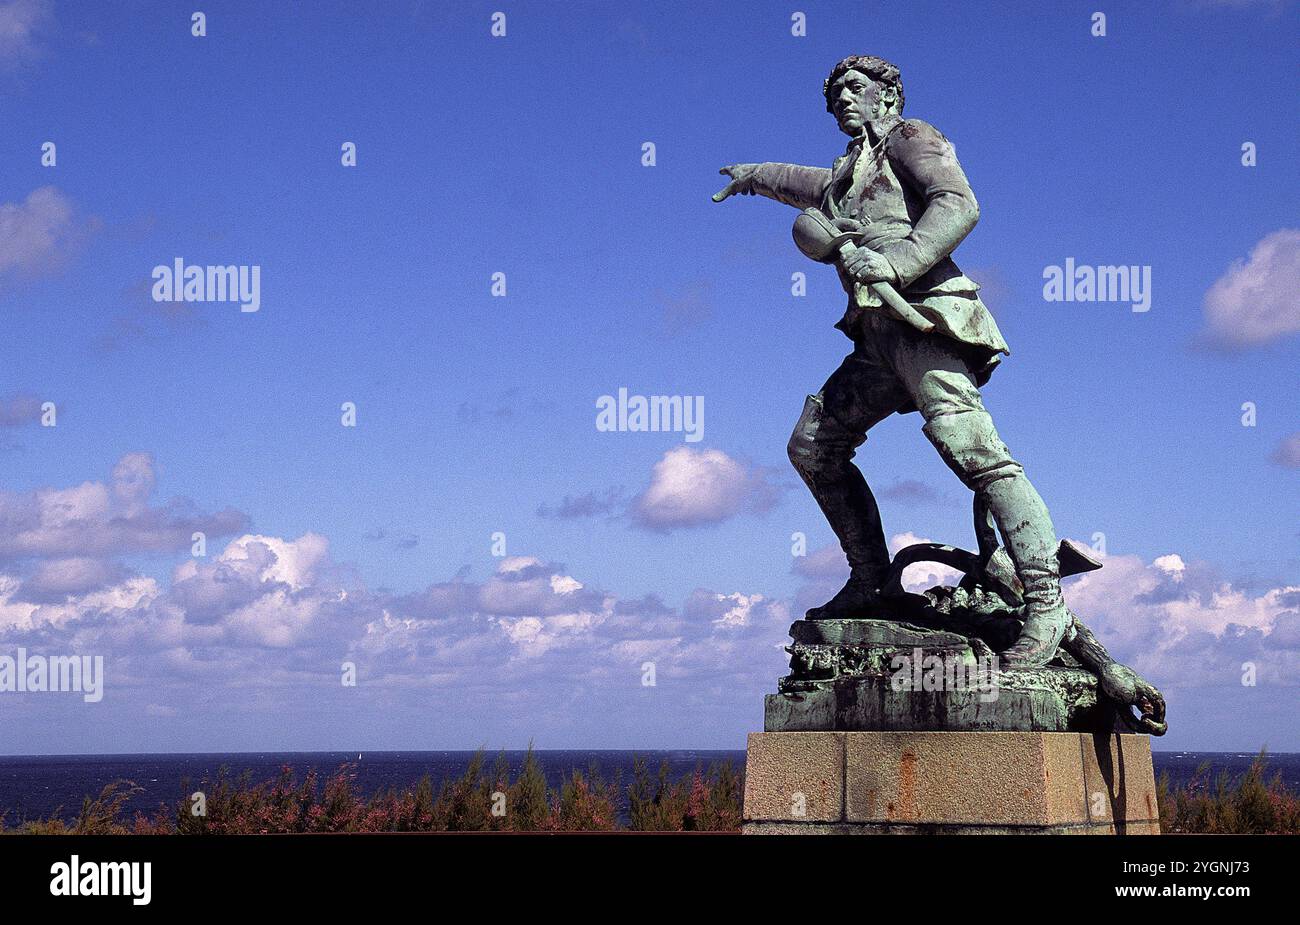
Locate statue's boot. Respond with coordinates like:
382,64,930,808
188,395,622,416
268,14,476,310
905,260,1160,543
923,410,1072,668
788,395,892,620
806,568,889,620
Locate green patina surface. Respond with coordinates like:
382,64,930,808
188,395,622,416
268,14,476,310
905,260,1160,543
714,55,1167,735
768,618,1119,734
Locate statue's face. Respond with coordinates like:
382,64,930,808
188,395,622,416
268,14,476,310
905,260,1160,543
829,68,886,137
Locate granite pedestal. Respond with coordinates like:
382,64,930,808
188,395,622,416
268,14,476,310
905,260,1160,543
743,619,1160,834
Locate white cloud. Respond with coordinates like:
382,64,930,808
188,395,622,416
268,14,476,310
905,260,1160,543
630,446,782,531
497,556,542,574
1063,548,1299,686
889,532,965,592
1153,553,1186,578
168,533,339,646
229,533,329,592
0,572,159,632
549,574,583,595
2,461,1296,753
715,592,762,628
1201,228,1300,349
0,452,247,562
19,556,128,601
0,186,92,282
224,585,330,648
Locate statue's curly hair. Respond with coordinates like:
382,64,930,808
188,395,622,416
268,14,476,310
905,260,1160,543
823,55,905,115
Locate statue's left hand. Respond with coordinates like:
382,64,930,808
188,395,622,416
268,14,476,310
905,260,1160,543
840,245,898,285
1099,662,1168,736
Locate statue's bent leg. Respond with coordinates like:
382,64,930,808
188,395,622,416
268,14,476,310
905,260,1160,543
906,365,1071,667
787,357,900,619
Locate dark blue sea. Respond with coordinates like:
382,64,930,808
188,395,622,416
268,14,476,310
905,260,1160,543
1,750,1296,826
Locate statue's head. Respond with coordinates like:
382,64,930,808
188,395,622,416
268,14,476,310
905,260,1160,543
824,55,904,137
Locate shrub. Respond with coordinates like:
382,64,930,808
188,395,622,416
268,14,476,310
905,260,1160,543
549,765,618,832
3,752,747,834
1158,751,1300,834
508,744,549,831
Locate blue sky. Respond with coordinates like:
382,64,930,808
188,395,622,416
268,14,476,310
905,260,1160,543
1,0,1297,754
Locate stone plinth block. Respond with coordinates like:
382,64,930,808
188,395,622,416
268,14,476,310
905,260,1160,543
742,731,1160,834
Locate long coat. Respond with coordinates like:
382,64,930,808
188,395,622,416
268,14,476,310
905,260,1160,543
751,116,1010,377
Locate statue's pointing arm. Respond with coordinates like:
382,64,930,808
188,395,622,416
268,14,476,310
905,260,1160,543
878,121,981,288
750,163,833,208
714,162,829,207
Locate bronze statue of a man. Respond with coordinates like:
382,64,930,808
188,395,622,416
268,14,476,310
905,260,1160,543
715,55,1069,668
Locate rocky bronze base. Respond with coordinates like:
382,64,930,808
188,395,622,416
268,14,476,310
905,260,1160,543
770,617,1125,734
742,731,1160,834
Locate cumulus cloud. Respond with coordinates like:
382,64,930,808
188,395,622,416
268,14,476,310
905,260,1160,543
3,461,1296,751
0,570,160,634
246,548,780,686
0,452,247,562
888,532,966,591
539,447,787,531
1200,228,1300,349
0,187,95,283
630,447,783,531
1062,547,1299,689
0,449,798,739
168,533,341,647
682,589,788,630
13,556,130,603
